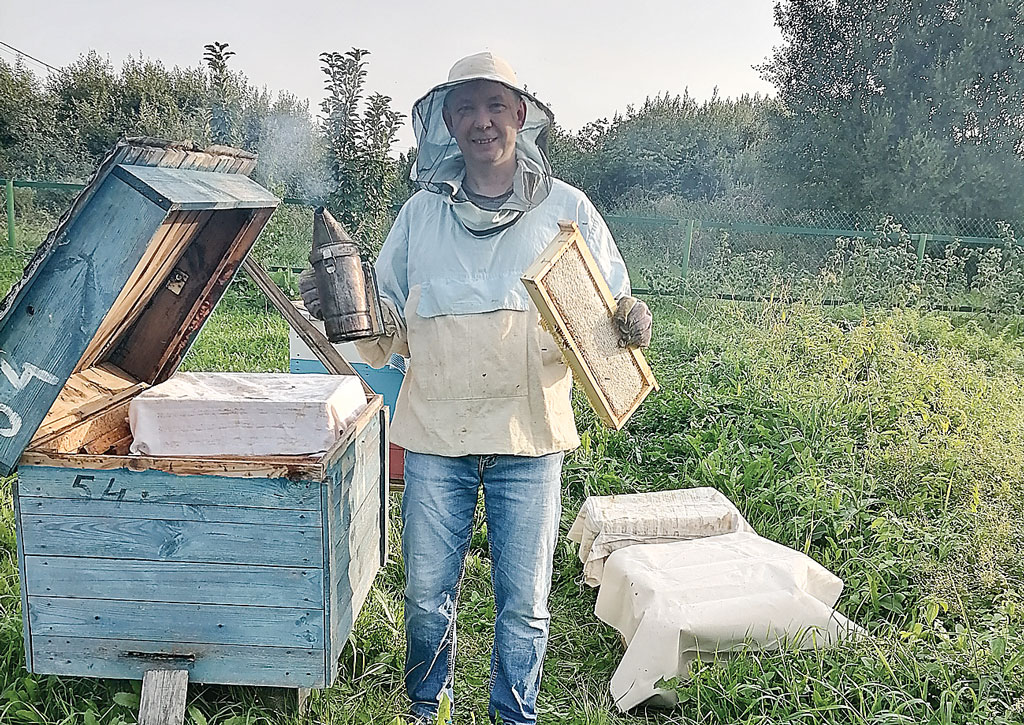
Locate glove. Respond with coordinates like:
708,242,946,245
299,268,322,320
613,296,652,349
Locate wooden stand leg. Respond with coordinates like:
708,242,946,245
138,669,189,725
297,688,311,718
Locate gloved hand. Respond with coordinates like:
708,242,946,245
613,295,652,349
298,268,322,320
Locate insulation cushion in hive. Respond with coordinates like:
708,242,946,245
129,373,366,456
596,532,863,711
567,487,754,587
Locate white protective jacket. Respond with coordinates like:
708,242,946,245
355,180,630,457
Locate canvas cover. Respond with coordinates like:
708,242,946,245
129,373,366,456
595,532,864,711
568,487,754,586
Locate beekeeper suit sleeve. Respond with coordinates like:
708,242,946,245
354,209,410,367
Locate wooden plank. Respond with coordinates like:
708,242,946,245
521,221,657,430
113,165,280,211
328,487,381,655
153,207,276,382
139,669,188,725
18,451,323,479
111,208,258,383
24,556,322,607
329,527,380,664
241,257,369,391
329,425,381,533
28,597,324,649
79,210,210,370
0,176,169,475
13,482,32,672
76,215,179,367
31,636,325,687
32,399,130,454
324,420,382,678
319,394,383,476
17,465,321,508
31,367,142,443
320,479,332,686
330,481,382,567
18,496,321,527
20,515,322,567
378,408,390,566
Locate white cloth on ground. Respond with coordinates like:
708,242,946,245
129,372,366,456
567,487,754,587
595,531,864,711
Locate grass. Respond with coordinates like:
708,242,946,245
2,287,1022,724
0,213,1023,723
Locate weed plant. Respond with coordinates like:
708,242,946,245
0,221,1022,723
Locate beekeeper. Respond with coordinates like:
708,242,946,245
302,52,651,725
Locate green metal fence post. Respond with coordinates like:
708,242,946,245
915,233,928,274
680,219,695,279
5,179,14,252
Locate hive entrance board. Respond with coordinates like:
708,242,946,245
521,221,657,430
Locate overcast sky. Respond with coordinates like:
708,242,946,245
2,0,783,151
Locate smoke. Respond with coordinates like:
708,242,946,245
254,104,331,202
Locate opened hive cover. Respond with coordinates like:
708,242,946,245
521,221,657,429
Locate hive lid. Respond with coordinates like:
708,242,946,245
0,137,280,474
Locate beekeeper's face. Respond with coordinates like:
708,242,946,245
443,80,526,172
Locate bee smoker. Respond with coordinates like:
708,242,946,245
309,207,384,342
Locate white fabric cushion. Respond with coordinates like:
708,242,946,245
129,373,366,457
567,487,754,587
595,532,864,711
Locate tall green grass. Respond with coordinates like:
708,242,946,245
2,297,1023,724
0,214,1022,723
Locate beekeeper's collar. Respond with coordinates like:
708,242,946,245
410,52,554,236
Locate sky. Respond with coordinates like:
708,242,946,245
1,0,783,152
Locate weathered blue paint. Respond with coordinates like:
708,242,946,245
29,596,324,648
323,410,384,678
319,480,332,682
21,514,322,567
16,398,386,689
378,410,391,565
24,556,323,607
13,482,32,671
32,636,323,687
0,176,169,474
112,165,279,212
18,466,321,510
18,495,321,527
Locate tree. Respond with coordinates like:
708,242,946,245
319,48,404,249
761,0,1024,221
549,91,771,212
204,42,239,145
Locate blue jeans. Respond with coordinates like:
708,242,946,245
402,451,564,724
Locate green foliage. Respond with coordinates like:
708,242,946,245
319,49,404,255
203,42,238,145
549,91,771,211
761,0,1024,220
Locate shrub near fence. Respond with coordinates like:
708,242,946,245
4,177,1024,315
606,211,1024,315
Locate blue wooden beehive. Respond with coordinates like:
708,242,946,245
0,138,388,689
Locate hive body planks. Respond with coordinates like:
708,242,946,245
521,221,657,429
1,138,390,694
13,404,388,688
